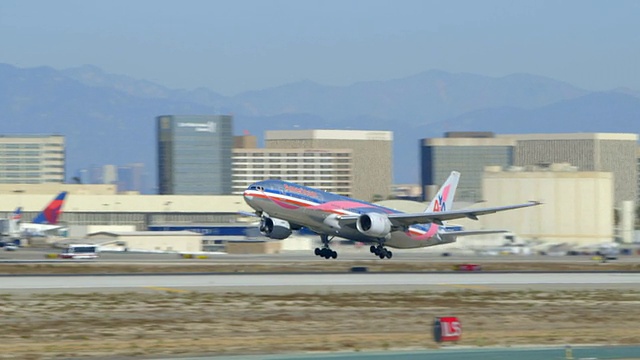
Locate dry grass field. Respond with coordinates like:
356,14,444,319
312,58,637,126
0,261,638,359
0,288,639,359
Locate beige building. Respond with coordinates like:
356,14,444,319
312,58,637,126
0,135,65,184
480,165,614,245
265,130,393,201
86,231,202,253
500,133,638,207
232,148,353,196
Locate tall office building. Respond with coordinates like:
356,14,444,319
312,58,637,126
265,130,392,201
420,133,515,202
0,135,65,184
232,148,353,196
117,163,145,193
502,133,638,206
157,115,233,195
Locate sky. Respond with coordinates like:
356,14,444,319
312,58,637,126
2,0,640,96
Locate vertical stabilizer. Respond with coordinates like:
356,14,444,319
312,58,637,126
32,191,67,224
425,171,460,213
8,207,22,236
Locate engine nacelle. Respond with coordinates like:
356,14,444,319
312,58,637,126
356,212,392,238
259,216,292,240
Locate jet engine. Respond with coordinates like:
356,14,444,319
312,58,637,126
356,212,392,238
259,216,292,240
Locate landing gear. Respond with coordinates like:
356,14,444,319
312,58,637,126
370,244,392,259
315,234,337,259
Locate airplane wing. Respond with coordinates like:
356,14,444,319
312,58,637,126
440,229,510,236
339,201,540,227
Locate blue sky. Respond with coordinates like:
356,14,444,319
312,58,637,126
2,0,639,96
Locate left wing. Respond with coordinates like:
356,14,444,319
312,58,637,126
339,201,541,227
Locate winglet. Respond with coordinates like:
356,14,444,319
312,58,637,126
425,171,460,213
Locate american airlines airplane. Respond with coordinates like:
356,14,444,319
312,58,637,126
243,171,540,259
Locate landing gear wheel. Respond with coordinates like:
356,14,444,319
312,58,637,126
386,251,393,259
315,234,338,259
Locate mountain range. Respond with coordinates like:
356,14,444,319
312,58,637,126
1,63,639,192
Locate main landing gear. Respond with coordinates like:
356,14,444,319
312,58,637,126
315,234,337,259
370,245,392,259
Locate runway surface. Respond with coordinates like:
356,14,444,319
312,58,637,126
3,248,639,264
2,272,639,294
203,346,640,360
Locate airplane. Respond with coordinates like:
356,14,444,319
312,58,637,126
243,171,540,259
8,191,68,239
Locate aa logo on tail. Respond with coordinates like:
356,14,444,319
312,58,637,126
433,194,446,212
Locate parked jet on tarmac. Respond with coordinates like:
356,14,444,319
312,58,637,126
9,191,68,239
243,172,540,259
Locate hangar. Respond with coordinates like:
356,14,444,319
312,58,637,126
86,231,202,253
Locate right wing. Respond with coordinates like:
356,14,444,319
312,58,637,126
339,201,541,227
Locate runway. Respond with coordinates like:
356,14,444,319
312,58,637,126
3,248,639,264
2,272,639,294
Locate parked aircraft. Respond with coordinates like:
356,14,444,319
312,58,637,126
243,172,540,259
8,191,68,239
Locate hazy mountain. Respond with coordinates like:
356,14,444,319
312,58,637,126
1,63,639,190
427,91,640,134
0,64,215,192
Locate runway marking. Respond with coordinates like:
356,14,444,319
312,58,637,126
437,283,492,291
143,286,191,293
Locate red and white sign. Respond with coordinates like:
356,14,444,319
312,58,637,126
438,316,462,342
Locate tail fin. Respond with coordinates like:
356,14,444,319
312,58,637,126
425,171,459,213
11,207,22,222
32,191,67,224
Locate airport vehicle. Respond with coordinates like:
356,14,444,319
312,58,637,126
58,244,99,259
7,191,68,238
243,171,540,259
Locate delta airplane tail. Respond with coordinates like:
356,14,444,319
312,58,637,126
32,191,67,225
425,171,459,213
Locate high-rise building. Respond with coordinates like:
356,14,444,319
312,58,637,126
420,133,515,202
0,135,65,184
157,115,233,195
501,133,638,206
264,130,392,201
232,148,353,196
117,163,145,193
103,164,118,185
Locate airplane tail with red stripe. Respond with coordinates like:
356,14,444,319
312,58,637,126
32,191,67,225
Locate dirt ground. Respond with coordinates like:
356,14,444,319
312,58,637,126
1,259,639,275
1,261,639,359
0,289,639,359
